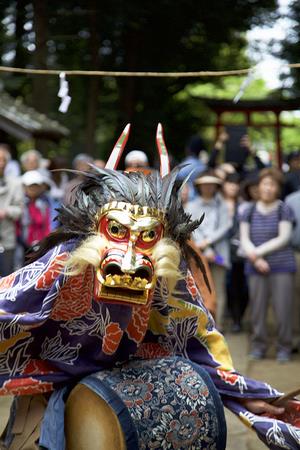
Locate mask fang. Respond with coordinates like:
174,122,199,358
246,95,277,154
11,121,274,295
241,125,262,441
156,123,170,177
105,123,131,170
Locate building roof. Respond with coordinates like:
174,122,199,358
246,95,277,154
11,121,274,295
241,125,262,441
198,97,300,113
0,91,69,141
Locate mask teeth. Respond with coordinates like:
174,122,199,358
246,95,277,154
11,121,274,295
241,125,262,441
156,123,170,177
105,274,148,289
105,123,131,170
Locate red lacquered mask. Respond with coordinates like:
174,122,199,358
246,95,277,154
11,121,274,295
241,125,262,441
94,202,164,307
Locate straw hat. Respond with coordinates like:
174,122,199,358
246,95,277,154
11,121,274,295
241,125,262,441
194,175,222,186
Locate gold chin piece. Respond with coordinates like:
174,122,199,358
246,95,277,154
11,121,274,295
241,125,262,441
95,271,152,306
98,202,165,224
98,285,149,306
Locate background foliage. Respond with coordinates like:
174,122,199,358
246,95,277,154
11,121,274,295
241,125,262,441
1,0,291,163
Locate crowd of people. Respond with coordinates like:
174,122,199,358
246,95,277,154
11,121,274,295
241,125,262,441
0,134,299,365
0,145,104,275
179,131,300,364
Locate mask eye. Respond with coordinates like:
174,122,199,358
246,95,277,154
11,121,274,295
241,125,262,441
107,220,127,239
141,229,157,243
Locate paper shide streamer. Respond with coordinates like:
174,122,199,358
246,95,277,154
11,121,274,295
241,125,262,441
58,72,71,113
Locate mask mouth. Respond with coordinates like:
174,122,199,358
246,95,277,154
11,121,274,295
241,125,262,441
94,252,154,306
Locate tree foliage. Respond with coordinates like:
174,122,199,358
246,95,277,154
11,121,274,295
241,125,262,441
0,0,278,161
278,0,300,95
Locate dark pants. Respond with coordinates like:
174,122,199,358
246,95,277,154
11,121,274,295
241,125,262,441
226,260,249,327
248,272,294,353
0,249,15,277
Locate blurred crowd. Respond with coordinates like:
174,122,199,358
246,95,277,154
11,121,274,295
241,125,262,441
178,130,300,364
0,144,105,275
0,131,299,365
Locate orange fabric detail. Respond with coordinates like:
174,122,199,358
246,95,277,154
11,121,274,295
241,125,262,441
135,342,171,359
0,272,16,290
102,322,123,355
22,359,57,375
185,272,199,301
126,302,151,344
51,266,94,321
35,253,68,290
217,369,239,386
187,241,216,317
0,378,53,396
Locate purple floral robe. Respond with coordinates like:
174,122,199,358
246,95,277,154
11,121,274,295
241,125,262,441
0,240,299,449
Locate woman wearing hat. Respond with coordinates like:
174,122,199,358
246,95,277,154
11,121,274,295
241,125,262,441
19,170,52,257
185,171,232,330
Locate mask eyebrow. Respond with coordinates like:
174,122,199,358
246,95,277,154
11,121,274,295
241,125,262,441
105,211,162,231
106,211,133,227
132,217,161,231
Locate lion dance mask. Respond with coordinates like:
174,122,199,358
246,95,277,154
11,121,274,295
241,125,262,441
57,123,206,316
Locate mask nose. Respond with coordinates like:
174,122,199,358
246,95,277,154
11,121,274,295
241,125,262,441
121,241,136,273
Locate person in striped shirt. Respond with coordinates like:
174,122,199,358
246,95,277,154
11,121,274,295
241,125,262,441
239,167,296,362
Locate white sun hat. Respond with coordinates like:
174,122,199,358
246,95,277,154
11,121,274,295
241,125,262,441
22,170,45,186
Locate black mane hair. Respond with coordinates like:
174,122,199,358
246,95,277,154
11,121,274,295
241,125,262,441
27,165,210,290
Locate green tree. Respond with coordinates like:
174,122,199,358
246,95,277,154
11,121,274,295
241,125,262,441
0,0,278,161
279,0,300,95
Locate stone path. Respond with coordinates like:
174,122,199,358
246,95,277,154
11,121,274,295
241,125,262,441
0,395,12,435
225,332,300,449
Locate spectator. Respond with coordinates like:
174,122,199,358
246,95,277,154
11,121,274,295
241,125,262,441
64,153,93,204
125,150,149,169
41,174,63,230
124,150,153,175
180,182,190,207
0,146,23,276
185,171,232,330
283,150,300,197
177,135,207,200
238,135,267,177
209,130,266,178
47,156,69,202
0,143,21,178
208,128,229,169
19,171,52,254
214,162,236,182
223,173,248,332
239,173,260,215
20,149,42,172
93,159,105,169
285,188,300,351
285,189,300,253
239,168,296,362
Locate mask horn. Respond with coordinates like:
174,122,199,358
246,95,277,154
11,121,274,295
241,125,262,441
156,123,170,177
105,123,131,170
